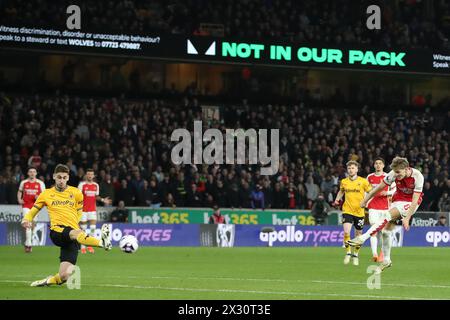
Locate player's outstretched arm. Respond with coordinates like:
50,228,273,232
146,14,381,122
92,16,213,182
21,205,41,228
332,190,344,207
402,192,421,231
360,181,387,208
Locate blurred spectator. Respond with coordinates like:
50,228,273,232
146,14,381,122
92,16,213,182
130,170,145,198
203,193,215,208
311,193,331,225
173,172,188,207
305,176,320,202
110,200,129,222
286,184,299,209
429,179,443,211
148,179,163,208
421,182,433,211
213,180,228,208
320,175,334,201
163,193,176,208
262,180,273,209
272,183,286,209
226,183,240,209
116,179,135,206
159,175,174,203
27,149,42,169
437,215,447,227
239,182,252,208
99,174,115,206
208,205,226,224
186,183,203,207
136,180,153,206
438,192,450,212
251,184,265,210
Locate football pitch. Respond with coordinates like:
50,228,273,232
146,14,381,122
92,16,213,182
1,246,449,300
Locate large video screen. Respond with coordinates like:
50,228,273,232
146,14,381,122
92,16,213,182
1,25,449,75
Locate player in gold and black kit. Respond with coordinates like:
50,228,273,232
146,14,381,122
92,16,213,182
333,161,371,266
21,164,112,287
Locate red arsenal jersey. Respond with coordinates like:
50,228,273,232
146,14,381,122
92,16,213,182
367,173,390,210
78,181,99,212
19,179,46,209
383,168,424,204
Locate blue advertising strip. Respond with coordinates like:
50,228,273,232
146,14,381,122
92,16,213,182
235,225,345,247
235,225,450,247
0,223,449,247
109,223,200,247
7,223,200,247
403,227,450,247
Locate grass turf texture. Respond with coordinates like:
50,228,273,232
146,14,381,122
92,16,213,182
1,246,449,300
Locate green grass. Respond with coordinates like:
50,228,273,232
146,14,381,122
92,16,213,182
1,246,450,300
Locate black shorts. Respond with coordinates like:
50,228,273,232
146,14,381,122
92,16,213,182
49,226,80,265
342,213,365,230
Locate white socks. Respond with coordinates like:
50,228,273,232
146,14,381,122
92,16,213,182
370,235,378,256
90,224,96,237
381,230,392,263
25,227,32,247
81,224,87,249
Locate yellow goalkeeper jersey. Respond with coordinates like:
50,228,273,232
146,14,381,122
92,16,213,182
24,186,83,232
339,176,372,217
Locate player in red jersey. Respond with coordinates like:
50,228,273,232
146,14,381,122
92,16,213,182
17,167,46,253
366,158,396,262
348,157,424,273
78,169,111,254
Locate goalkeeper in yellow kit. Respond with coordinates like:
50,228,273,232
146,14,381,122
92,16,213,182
21,164,112,287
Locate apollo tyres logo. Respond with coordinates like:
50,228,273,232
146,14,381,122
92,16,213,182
426,231,450,247
259,226,344,246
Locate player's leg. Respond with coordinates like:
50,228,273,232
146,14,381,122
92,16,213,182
368,210,381,261
80,212,88,254
376,202,417,272
351,216,364,266
31,228,78,286
44,253,78,286
32,244,79,286
23,208,32,253
347,207,401,246
380,221,395,267
69,224,111,250
342,215,353,264
87,212,97,253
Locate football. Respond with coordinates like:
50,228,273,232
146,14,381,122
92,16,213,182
119,235,139,253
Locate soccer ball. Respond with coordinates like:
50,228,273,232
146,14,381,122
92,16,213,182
119,235,139,253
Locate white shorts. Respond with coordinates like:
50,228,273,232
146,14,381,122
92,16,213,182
368,209,386,225
390,201,418,219
80,211,97,222
22,208,30,216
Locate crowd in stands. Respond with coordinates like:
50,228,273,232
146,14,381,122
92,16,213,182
1,0,449,49
0,92,448,212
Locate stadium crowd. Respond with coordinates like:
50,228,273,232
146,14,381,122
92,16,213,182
0,92,448,211
1,0,449,49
